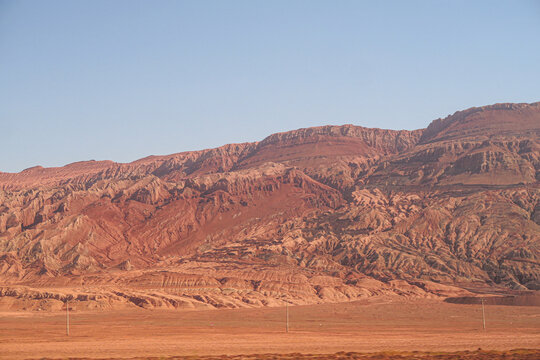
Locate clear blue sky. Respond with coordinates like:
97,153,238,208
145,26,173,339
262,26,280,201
1,0,539,173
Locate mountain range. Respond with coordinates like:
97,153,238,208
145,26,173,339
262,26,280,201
0,102,538,310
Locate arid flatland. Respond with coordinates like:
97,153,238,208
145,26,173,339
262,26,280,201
0,298,538,359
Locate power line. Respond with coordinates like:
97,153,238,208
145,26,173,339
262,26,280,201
286,302,289,333
481,298,486,331
66,299,70,336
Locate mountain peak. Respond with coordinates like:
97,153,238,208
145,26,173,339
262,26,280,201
420,102,540,144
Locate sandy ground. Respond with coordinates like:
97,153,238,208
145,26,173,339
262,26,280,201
0,297,538,359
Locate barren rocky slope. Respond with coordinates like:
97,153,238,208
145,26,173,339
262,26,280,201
0,102,538,310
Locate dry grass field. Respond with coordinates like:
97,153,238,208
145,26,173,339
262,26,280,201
0,297,538,359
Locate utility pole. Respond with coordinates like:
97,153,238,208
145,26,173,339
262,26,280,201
66,299,70,336
481,298,486,331
286,302,289,333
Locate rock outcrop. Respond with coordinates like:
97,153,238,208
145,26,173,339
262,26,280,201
0,102,538,310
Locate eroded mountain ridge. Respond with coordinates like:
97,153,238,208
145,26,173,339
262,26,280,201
0,102,538,310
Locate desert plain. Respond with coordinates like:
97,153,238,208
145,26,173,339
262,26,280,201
1,296,539,359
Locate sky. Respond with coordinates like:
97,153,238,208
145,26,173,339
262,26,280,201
1,0,539,173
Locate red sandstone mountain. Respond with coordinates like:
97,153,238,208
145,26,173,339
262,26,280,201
0,102,538,311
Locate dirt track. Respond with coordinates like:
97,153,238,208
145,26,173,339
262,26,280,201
1,298,538,359
36,349,540,359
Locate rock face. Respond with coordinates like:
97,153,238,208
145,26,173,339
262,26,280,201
0,102,539,310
